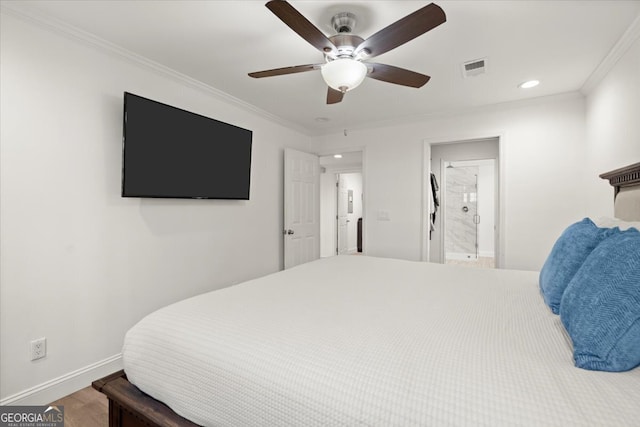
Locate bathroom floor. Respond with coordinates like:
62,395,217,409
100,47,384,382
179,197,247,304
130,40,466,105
446,256,495,269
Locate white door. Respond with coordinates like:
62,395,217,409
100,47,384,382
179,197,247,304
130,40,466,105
284,148,320,269
337,175,349,254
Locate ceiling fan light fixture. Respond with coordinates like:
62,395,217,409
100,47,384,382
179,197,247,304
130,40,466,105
321,59,368,93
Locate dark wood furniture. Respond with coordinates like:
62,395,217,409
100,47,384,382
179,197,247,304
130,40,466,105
92,370,199,427
93,162,640,427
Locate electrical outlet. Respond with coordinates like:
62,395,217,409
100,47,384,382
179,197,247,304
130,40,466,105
30,337,46,361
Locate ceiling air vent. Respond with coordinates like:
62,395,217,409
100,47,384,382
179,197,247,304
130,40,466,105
462,58,487,78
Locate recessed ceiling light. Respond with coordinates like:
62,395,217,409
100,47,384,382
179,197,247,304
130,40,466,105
334,154,343,159
519,80,540,89
315,117,330,122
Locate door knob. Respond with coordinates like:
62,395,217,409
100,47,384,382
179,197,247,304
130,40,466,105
284,229,294,235
462,206,469,213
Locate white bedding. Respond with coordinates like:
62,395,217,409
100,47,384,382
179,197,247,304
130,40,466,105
123,256,640,426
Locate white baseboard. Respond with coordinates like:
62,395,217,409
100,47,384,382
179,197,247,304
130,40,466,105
0,353,123,406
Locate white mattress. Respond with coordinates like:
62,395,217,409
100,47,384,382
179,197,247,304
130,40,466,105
123,256,640,426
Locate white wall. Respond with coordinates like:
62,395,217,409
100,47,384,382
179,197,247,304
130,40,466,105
0,11,310,402
313,93,589,270
584,34,640,215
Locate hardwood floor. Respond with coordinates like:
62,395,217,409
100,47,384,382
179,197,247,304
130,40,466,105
50,386,108,427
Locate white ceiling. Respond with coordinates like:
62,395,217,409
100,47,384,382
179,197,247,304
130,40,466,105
4,0,640,135
320,151,363,169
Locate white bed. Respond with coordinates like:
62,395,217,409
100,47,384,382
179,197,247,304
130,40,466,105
91,163,639,427
122,255,640,426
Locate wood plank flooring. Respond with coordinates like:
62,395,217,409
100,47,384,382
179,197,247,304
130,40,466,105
50,386,108,427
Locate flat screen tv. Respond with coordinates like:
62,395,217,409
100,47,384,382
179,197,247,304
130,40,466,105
122,92,252,199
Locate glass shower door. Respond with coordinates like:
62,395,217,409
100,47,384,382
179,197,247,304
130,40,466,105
444,163,479,262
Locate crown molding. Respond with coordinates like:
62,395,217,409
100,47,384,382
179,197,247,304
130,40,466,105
581,14,640,95
0,3,312,136
312,91,584,137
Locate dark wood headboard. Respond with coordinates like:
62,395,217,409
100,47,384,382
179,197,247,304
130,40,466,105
599,162,640,198
600,162,640,221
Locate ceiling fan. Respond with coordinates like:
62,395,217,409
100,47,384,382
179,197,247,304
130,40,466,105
249,0,446,104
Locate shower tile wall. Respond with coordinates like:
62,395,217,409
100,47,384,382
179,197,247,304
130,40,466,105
445,166,478,257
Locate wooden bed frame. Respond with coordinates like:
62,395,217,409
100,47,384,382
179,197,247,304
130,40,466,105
92,370,199,427
93,162,640,427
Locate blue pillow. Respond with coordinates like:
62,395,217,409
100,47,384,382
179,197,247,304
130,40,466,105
560,228,640,372
539,218,616,314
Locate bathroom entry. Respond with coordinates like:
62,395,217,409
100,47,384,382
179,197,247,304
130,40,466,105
319,152,363,257
443,159,495,268
336,173,362,255
428,137,499,267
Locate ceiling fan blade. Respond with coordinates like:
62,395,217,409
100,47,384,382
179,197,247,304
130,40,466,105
355,3,446,59
248,64,321,78
366,63,430,88
266,0,337,55
327,87,344,104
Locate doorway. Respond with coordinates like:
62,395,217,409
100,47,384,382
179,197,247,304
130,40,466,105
319,152,363,257
336,173,362,255
427,138,501,267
